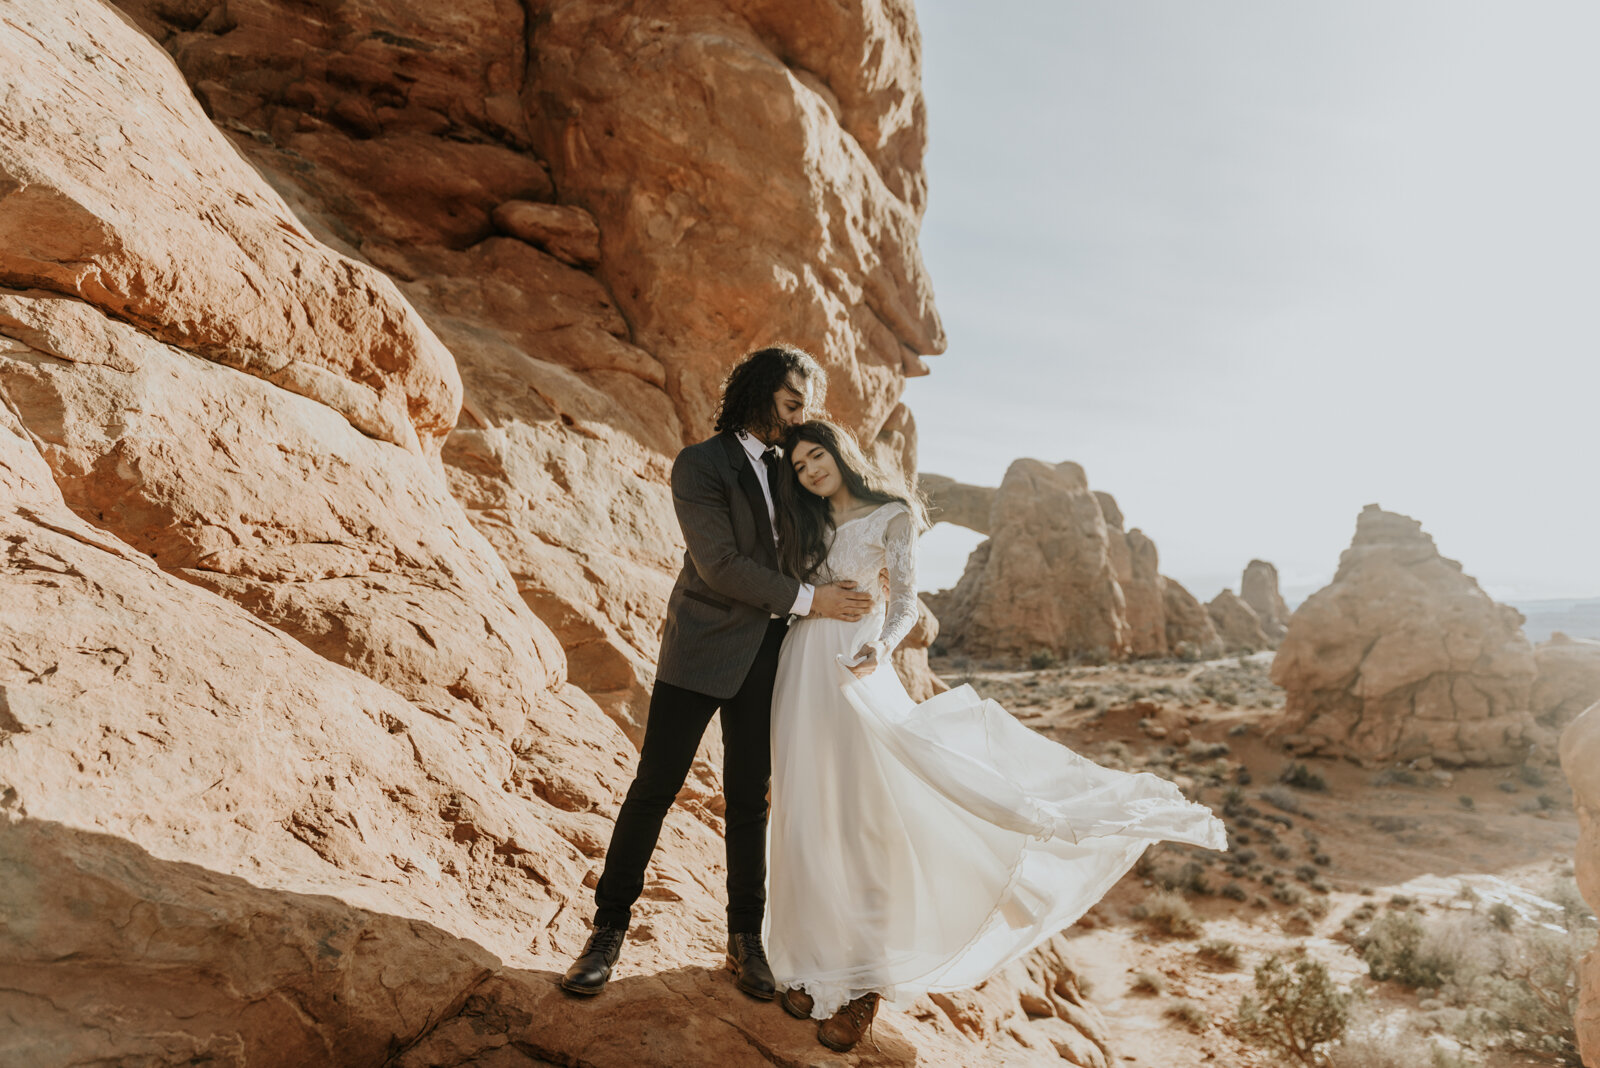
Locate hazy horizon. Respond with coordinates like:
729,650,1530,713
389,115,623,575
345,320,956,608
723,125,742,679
904,2,1598,604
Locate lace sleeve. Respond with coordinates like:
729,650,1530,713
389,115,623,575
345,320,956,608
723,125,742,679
870,508,920,656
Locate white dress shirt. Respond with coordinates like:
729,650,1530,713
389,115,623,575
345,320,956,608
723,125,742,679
737,431,815,617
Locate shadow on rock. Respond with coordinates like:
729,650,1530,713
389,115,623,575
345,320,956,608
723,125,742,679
395,965,921,1068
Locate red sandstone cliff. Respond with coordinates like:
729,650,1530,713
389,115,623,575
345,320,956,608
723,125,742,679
0,2,1107,1064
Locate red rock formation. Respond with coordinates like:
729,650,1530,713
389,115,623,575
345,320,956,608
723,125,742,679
927,460,1128,662
923,464,1232,664
0,2,1107,1064
114,0,945,736
1241,558,1290,644
1207,589,1270,653
1162,577,1224,659
1095,492,1167,658
1559,701,1600,1065
922,472,996,534
1272,505,1539,765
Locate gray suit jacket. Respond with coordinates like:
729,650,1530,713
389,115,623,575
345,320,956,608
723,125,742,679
656,432,803,699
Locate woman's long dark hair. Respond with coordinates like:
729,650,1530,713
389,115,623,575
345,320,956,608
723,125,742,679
713,344,826,440
775,420,928,584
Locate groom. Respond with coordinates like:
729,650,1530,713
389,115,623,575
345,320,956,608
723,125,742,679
562,344,873,999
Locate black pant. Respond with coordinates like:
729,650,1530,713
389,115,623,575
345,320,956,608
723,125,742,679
593,617,787,934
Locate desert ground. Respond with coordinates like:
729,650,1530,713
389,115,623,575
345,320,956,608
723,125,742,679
931,651,1590,1068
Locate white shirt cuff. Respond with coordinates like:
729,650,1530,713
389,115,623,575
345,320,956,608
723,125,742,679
790,583,815,617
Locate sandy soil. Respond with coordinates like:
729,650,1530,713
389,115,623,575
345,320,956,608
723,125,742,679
930,652,1586,1068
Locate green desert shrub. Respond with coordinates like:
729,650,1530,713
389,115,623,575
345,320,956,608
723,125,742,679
1351,903,1592,1064
1237,955,1350,1065
1451,925,1593,1066
1279,761,1328,791
1354,911,1454,988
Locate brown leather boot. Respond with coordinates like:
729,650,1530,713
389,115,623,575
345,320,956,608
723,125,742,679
817,992,879,1053
780,987,814,1020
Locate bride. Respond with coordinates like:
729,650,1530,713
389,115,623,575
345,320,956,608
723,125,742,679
765,420,1227,1053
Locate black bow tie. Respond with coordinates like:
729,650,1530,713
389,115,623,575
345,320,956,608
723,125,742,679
761,448,780,472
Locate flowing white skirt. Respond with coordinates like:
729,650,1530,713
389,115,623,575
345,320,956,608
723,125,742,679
764,612,1227,1019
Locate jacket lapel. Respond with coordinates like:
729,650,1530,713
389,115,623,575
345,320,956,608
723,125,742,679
719,432,777,563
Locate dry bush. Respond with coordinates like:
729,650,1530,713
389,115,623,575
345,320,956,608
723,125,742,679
1263,785,1315,818
1132,889,1204,938
1283,908,1316,936
1279,762,1328,791
1272,882,1304,906
1164,998,1210,1033
1197,939,1242,969
1130,970,1166,995
1353,911,1465,988
1452,925,1592,1066
1329,1009,1479,1068
1354,905,1594,1066
1237,954,1350,1065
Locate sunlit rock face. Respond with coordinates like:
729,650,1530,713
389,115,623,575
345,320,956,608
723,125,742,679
112,0,946,736
1272,505,1540,766
0,2,1111,1064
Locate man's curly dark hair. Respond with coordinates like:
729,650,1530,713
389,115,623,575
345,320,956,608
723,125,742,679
712,345,826,438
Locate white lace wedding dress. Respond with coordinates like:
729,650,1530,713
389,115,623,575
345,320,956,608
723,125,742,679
765,501,1227,1019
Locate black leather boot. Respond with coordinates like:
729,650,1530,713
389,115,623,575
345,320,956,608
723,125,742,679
726,932,777,1000
560,926,626,996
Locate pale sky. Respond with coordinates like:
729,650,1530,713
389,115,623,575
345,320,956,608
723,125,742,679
904,2,1599,604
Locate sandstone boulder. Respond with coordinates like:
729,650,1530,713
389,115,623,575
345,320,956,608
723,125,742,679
1272,505,1538,765
927,460,1127,662
924,463,1220,664
1533,633,1600,729
1559,701,1600,1066
1208,589,1270,654
0,0,460,455
1241,558,1291,644
1162,578,1225,660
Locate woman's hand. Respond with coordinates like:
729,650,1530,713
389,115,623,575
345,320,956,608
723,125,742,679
847,644,879,679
